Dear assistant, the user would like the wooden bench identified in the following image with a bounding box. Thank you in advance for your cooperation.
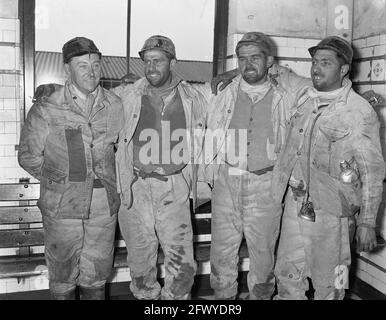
[0,181,250,296]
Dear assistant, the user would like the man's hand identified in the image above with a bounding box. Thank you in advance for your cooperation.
[210,68,239,95]
[32,84,59,103]
[361,90,383,107]
[120,72,140,85]
[355,225,377,253]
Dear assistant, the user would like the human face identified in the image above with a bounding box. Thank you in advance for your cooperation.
[143,49,176,89]
[64,53,101,95]
[311,49,349,92]
[237,45,273,85]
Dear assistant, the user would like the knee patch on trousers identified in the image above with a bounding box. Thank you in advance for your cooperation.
[45,247,79,283]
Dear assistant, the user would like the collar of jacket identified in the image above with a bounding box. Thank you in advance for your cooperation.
[63,81,106,106]
[306,77,352,110]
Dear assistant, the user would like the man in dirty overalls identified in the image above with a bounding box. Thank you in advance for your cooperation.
[18,37,123,299]
[271,36,386,299]
[203,32,311,299]
[113,35,207,300]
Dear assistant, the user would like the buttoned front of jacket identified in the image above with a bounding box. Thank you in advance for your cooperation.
[204,64,311,184]
[114,77,207,209]
[18,82,123,219]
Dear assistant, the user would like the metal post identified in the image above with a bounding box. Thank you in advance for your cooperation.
[212,0,229,77]
[126,0,131,74]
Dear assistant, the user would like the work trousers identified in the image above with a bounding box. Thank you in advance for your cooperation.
[274,187,355,300]
[43,188,117,296]
[118,172,197,300]
[210,164,282,299]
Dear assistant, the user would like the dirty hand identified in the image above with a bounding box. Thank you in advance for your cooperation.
[32,84,57,103]
[211,68,239,95]
[355,225,377,253]
[120,72,140,85]
[361,90,383,107]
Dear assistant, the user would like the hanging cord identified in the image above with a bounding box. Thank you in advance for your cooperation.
[299,107,326,222]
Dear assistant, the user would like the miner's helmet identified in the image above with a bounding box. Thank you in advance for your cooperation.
[139,35,176,61]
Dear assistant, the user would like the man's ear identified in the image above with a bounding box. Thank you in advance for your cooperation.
[266,56,274,69]
[170,59,177,69]
[341,64,350,78]
[64,63,71,77]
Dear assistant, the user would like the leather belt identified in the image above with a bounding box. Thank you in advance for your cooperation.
[133,167,184,182]
[249,165,274,176]
[93,179,104,188]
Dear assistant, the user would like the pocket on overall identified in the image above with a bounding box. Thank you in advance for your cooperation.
[38,166,67,217]
[312,169,360,218]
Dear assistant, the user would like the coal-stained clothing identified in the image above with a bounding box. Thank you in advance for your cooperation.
[272,78,386,228]
[272,79,385,299]
[18,82,124,295]
[210,164,282,299]
[113,75,207,299]
[18,82,123,219]
[204,65,311,299]
[43,188,116,295]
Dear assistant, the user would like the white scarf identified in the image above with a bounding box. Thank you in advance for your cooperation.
[239,78,271,104]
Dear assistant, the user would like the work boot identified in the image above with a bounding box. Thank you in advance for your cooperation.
[51,290,76,300]
[79,286,106,300]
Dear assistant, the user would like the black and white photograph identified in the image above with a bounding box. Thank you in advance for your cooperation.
[0,0,385,308]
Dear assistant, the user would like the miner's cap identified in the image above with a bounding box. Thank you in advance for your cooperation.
[236,32,275,56]
[139,35,176,60]
[62,37,102,64]
[308,36,353,65]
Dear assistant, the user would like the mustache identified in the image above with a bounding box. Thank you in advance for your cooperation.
[243,67,258,73]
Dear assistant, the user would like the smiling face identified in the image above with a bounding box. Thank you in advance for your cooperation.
[237,44,274,85]
[311,49,349,92]
[143,49,176,89]
[64,53,101,95]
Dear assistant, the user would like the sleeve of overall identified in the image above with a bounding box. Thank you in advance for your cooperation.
[353,111,386,227]
[18,104,49,180]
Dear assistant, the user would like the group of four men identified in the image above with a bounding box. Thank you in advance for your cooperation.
[18,31,385,300]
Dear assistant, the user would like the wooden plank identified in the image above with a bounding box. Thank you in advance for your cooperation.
[0,206,42,224]
[0,242,250,279]
[0,228,44,248]
[0,183,40,201]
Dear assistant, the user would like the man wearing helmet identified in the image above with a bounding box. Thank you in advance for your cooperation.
[18,37,123,300]
[113,35,207,300]
[271,36,385,299]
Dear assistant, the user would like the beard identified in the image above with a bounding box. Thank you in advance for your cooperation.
[241,67,265,85]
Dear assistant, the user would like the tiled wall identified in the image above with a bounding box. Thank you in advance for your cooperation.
[226,33,321,78]
[351,34,386,294]
[0,10,30,184]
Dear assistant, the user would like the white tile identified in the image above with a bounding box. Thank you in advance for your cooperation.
[3,30,15,43]
[0,18,16,31]
[0,87,16,99]
[371,84,386,95]
[359,47,374,59]
[0,110,16,122]
[4,122,16,134]
[371,59,385,81]
[380,34,386,45]
[287,38,305,48]
[0,46,16,70]
[294,47,310,58]
[374,45,386,57]
[3,99,16,110]
[3,145,15,156]
[277,46,296,57]
[271,36,288,47]
[353,38,367,49]
[367,35,381,47]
